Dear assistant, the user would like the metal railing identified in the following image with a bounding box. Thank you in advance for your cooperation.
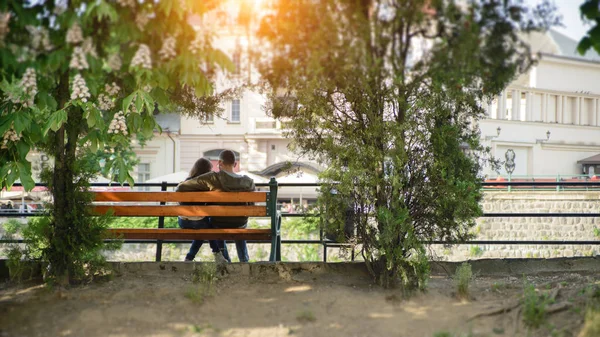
[1,180,600,262]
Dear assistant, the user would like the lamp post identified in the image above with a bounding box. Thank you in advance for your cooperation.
[505,149,516,192]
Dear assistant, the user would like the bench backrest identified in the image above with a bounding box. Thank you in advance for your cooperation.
[92,191,274,217]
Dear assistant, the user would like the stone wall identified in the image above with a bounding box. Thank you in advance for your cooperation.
[435,191,600,261]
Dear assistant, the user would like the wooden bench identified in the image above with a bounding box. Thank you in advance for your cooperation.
[92,181,282,262]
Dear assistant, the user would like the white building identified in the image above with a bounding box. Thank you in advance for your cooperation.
[480,30,600,178]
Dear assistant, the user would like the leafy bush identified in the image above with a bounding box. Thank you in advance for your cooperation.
[522,283,551,328]
[454,262,473,299]
[108,216,178,229]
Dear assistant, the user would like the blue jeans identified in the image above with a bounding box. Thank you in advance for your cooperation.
[178,217,226,261]
[228,240,249,263]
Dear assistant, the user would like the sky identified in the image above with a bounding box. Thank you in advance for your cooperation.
[525,0,591,41]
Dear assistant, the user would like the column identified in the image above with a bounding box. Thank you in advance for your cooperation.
[556,96,563,124]
[525,91,532,121]
[511,89,520,121]
[497,91,507,120]
[575,97,581,125]
[541,93,547,122]
[595,99,600,126]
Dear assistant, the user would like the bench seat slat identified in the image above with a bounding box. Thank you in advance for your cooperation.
[93,205,267,217]
[106,228,272,241]
[94,191,267,203]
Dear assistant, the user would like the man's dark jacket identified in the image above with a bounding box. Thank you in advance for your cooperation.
[176,171,255,228]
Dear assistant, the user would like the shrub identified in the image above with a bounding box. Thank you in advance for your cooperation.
[522,283,551,328]
[454,262,473,299]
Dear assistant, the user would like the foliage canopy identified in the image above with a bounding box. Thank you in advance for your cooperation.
[257,0,557,287]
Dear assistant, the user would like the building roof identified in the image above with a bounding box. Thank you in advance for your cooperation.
[577,153,600,165]
[547,30,600,63]
[154,113,181,132]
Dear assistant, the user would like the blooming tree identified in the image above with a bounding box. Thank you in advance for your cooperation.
[0,0,232,283]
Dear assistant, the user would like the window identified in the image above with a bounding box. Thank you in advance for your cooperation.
[230,99,240,123]
[137,163,151,191]
[204,113,214,123]
[233,52,241,75]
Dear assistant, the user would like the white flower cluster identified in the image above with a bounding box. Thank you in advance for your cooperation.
[82,37,97,57]
[1,128,20,149]
[70,74,91,102]
[130,44,152,69]
[105,82,120,96]
[69,46,89,70]
[116,0,136,8]
[0,12,10,45]
[128,95,138,113]
[98,94,114,110]
[108,111,128,135]
[159,36,177,60]
[26,26,53,52]
[66,22,83,44]
[142,85,152,93]
[136,13,150,31]
[97,82,120,110]
[53,1,67,15]
[107,53,122,71]
[8,68,38,107]
[189,32,203,55]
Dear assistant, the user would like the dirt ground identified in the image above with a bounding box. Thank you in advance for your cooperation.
[0,263,598,337]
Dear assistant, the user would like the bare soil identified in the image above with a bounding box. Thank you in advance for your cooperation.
[0,264,598,337]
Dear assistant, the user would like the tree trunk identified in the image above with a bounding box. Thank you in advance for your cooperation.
[48,70,78,285]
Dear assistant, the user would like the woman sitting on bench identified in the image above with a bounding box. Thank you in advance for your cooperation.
[177,158,229,263]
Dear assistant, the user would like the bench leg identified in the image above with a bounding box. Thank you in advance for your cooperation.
[276,234,281,261]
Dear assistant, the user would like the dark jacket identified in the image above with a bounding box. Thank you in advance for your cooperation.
[176,171,256,228]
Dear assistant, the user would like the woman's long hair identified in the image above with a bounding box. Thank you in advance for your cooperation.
[188,158,213,179]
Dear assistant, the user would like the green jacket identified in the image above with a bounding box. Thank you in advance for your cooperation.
[176,171,256,228]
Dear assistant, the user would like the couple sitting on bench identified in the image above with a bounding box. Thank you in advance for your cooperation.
[176,150,255,263]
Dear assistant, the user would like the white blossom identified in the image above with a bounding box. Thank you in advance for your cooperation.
[107,53,122,71]
[130,44,152,69]
[69,46,89,70]
[53,0,67,15]
[98,94,114,110]
[26,26,53,52]
[159,35,177,60]
[116,0,136,8]
[70,74,91,102]
[8,68,37,108]
[135,13,150,31]
[82,37,97,57]
[189,31,203,55]
[1,128,20,149]
[66,22,83,44]
[0,12,10,45]
[142,85,152,93]
[105,82,120,96]
[108,111,128,135]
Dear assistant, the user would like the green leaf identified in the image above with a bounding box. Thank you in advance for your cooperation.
[16,142,30,161]
[117,158,128,184]
[36,93,57,111]
[160,0,174,17]
[135,93,144,114]
[44,109,68,135]
[141,116,156,138]
[578,37,593,55]
[0,115,15,136]
[580,1,600,20]
[589,25,600,45]
[17,162,35,191]
[141,91,155,114]
[13,113,31,134]
[123,91,136,113]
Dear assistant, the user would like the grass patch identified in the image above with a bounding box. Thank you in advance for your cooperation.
[454,262,473,299]
[296,310,316,323]
[579,309,600,337]
[469,246,483,257]
[522,282,552,329]
[185,263,218,305]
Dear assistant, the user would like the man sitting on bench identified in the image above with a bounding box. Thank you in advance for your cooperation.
[176,150,255,262]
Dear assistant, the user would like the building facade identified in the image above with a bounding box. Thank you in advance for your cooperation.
[480,30,600,178]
